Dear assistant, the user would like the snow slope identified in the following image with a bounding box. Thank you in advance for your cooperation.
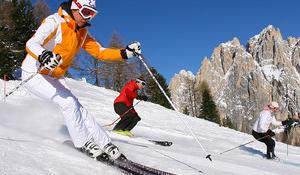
[1,78,300,175]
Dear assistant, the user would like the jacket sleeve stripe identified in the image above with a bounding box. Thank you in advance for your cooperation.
[26,16,58,59]
[42,28,58,46]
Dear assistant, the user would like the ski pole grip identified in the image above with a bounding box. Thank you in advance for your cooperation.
[206,154,212,161]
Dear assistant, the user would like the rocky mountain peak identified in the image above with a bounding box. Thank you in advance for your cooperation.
[169,25,300,145]
[247,25,288,66]
[248,25,283,45]
[287,37,300,47]
[169,70,195,113]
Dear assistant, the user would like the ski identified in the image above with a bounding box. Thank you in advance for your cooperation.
[114,159,176,175]
[109,131,173,147]
[262,155,300,167]
[64,140,174,175]
[262,154,300,166]
[148,140,173,147]
[109,159,153,175]
[262,154,280,162]
[92,156,176,175]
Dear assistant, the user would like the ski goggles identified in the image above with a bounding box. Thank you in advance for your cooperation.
[78,5,98,20]
[272,107,280,112]
[136,79,146,86]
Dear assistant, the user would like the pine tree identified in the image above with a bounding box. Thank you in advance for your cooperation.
[144,67,172,109]
[192,82,203,118]
[0,0,37,79]
[198,81,220,124]
[222,117,235,129]
[0,1,14,79]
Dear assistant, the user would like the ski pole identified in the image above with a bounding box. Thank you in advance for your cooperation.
[2,55,62,101]
[286,130,289,157]
[148,146,204,174]
[102,100,142,127]
[137,54,212,161]
[284,121,300,157]
[2,72,38,101]
[3,74,7,102]
[218,135,270,155]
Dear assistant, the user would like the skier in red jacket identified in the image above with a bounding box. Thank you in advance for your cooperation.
[113,77,148,136]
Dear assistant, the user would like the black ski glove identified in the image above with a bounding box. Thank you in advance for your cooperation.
[266,129,275,137]
[282,118,294,127]
[38,50,61,71]
[120,41,141,59]
[137,95,148,101]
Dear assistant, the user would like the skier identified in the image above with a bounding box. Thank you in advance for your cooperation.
[21,0,141,161]
[252,101,295,159]
[112,77,148,136]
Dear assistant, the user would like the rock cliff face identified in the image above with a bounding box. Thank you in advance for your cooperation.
[169,25,300,145]
[169,70,196,115]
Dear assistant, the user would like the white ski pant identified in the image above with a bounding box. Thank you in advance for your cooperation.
[21,71,111,148]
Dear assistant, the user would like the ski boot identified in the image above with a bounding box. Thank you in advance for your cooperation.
[265,152,279,160]
[80,140,109,161]
[271,152,279,160]
[103,142,127,161]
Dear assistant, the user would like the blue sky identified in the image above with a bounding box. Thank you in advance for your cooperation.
[33,0,300,82]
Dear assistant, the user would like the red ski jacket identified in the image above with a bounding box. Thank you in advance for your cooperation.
[114,80,139,107]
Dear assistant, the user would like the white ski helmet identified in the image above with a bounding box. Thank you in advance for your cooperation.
[270,101,279,109]
[71,0,98,19]
[136,77,146,86]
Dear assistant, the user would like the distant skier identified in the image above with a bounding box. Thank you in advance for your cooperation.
[112,77,148,136]
[21,0,142,161]
[252,101,295,159]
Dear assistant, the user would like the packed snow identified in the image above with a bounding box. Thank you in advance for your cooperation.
[1,78,300,175]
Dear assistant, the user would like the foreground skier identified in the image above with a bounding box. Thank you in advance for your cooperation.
[21,0,141,161]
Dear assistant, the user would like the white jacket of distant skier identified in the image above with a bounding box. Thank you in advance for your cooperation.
[252,106,282,133]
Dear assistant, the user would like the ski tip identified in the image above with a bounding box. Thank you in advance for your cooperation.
[206,154,212,161]
[148,140,173,146]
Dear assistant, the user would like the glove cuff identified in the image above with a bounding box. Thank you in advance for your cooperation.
[282,120,289,126]
[120,49,128,59]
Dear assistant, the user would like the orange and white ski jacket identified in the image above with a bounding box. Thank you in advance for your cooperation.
[22,7,125,78]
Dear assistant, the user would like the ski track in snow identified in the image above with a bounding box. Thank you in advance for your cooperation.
[1,78,300,175]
